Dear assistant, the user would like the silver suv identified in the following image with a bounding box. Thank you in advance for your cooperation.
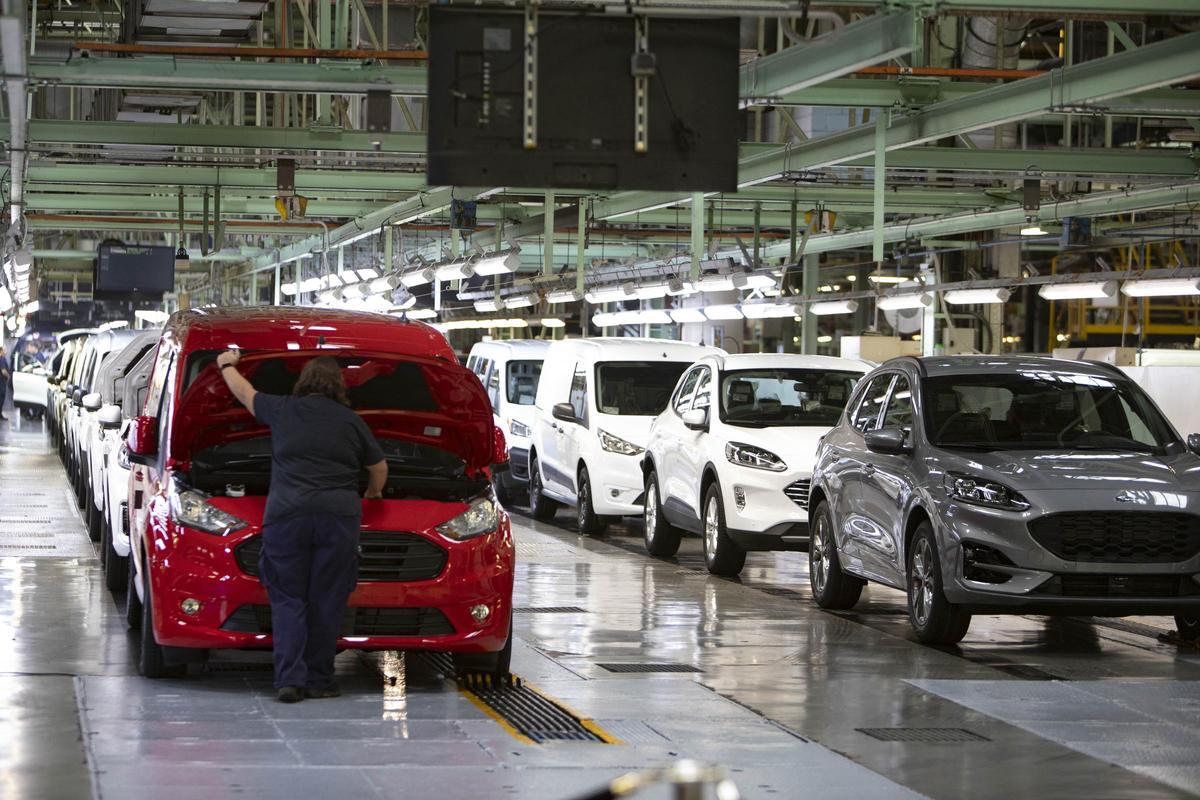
[809,355,1200,645]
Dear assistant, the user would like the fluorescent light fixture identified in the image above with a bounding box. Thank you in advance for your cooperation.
[667,278,697,297]
[1020,224,1050,236]
[369,275,400,294]
[10,247,32,274]
[317,289,339,304]
[1038,281,1118,301]
[546,288,582,304]
[695,273,739,292]
[435,259,474,281]
[626,309,672,324]
[868,275,910,284]
[401,268,434,288]
[705,304,744,320]
[943,288,1011,305]
[404,308,438,320]
[634,282,670,300]
[817,335,833,343]
[504,293,535,309]
[877,292,933,310]
[392,294,417,311]
[1121,278,1200,298]
[19,300,39,315]
[810,299,859,316]
[669,308,707,323]
[0,287,13,313]
[584,284,635,304]
[743,273,777,290]
[592,312,618,327]
[540,317,566,328]
[742,302,800,319]
[473,250,521,276]
[280,282,298,296]
[474,299,502,313]
[279,252,313,266]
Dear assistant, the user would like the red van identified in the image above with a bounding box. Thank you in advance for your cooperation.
[124,307,514,678]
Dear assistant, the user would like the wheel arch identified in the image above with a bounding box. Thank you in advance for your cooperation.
[903,504,933,566]
[700,462,721,508]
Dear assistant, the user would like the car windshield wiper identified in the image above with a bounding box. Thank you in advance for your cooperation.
[1064,443,1157,453]
[724,419,770,428]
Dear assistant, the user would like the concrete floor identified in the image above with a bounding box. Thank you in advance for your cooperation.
[3,409,1200,800]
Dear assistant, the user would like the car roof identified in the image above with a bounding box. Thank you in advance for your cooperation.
[704,353,872,372]
[163,306,457,361]
[885,354,1126,379]
[546,337,721,358]
[469,339,552,357]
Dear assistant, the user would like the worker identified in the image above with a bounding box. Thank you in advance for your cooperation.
[216,349,388,703]
[0,344,10,421]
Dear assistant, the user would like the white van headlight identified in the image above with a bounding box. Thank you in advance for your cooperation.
[599,429,644,456]
[436,496,499,541]
[509,419,531,438]
[169,480,248,536]
[725,442,787,472]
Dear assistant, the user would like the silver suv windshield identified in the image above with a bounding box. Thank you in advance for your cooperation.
[923,370,1177,453]
[721,369,862,427]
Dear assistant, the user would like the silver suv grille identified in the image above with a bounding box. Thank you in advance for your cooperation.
[783,479,811,510]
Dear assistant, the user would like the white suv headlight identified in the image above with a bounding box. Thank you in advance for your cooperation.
[436,496,499,541]
[725,442,787,472]
[168,480,248,536]
[599,429,644,456]
[509,419,531,439]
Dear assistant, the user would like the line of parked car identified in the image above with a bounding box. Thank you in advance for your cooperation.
[469,337,1200,646]
[48,307,515,679]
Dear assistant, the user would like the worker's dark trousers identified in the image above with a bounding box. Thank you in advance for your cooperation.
[259,513,359,689]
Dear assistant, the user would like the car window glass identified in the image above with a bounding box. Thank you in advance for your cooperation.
[721,369,862,426]
[595,361,690,416]
[673,368,702,413]
[852,374,893,432]
[569,363,588,421]
[692,369,713,411]
[883,375,914,431]
[505,360,542,406]
[144,344,171,413]
[487,368,501,413]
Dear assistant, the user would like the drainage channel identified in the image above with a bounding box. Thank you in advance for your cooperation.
[458,673,622,745]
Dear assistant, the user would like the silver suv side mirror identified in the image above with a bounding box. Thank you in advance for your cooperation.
[864,426,911,455]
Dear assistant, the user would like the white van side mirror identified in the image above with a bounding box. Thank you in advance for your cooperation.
[98,404,122,430]
[682,408,708,431]
[82,392,103,412]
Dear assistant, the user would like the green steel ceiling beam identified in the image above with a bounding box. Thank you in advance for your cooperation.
[25,193,390,216]
[25,217,324,235]
[749,181,1200,260]
[590,31,1200,220]
[839,146,1199,178]
[26,164,429,193]
[10,119,426,154]
[778,78,1200,118]
[27,57,427,95]
[739,10,914,105]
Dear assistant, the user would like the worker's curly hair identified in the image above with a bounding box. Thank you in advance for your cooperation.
[293,356,350,406]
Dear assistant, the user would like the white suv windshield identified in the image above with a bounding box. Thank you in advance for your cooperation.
[924,371,1177,452]
[721,369,862,427]
[596,361,690,416]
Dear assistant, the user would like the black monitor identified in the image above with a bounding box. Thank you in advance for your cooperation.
[93,244,175,300]
[427,8,739,192]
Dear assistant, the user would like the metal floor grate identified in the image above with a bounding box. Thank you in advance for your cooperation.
[514,606,587,614]
[460,675,613,744]
[596,662,702,674]
[857,727,990,743]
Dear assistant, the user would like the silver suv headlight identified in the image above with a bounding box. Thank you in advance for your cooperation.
[725,442,787,472]
[436,496,499,541]
[942,472,1030,510]
[168,480,248,535]
[599,429,644,456]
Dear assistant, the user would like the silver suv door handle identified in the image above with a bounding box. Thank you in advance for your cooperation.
[863,463,876,477]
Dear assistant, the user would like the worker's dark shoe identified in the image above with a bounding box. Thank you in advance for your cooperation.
[276,686,305,704]
[304,685,342,699]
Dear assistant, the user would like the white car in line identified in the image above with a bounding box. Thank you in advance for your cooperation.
[527,337,722,535]
[82,332,160,589]
[642,353,870,576]
[465,339,551,506]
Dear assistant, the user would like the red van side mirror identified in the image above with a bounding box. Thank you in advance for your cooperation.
[126,415,159,466]
[492,425,510,473]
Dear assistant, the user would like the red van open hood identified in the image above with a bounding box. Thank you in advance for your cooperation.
[170,350,497,474]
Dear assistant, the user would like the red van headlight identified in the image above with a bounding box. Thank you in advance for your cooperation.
[435,496,499,541]
[168,479,248,536]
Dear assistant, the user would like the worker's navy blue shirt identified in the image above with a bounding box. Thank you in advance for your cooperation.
[253,393,385,526]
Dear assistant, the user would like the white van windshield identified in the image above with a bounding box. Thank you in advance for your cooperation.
[595,361,690,416]
[505,360,542,406]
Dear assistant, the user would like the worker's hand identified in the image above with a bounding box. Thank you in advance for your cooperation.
[216,349,241,369]
[364,490,384,500]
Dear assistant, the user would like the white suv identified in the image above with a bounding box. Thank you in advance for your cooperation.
[642,353,869,576]
[528,337,722,535]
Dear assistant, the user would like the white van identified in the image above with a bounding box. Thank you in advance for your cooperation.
[465,339,552,505]
[528,337,722,535]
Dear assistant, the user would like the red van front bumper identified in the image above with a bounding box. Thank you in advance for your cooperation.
[144,499,514,654]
